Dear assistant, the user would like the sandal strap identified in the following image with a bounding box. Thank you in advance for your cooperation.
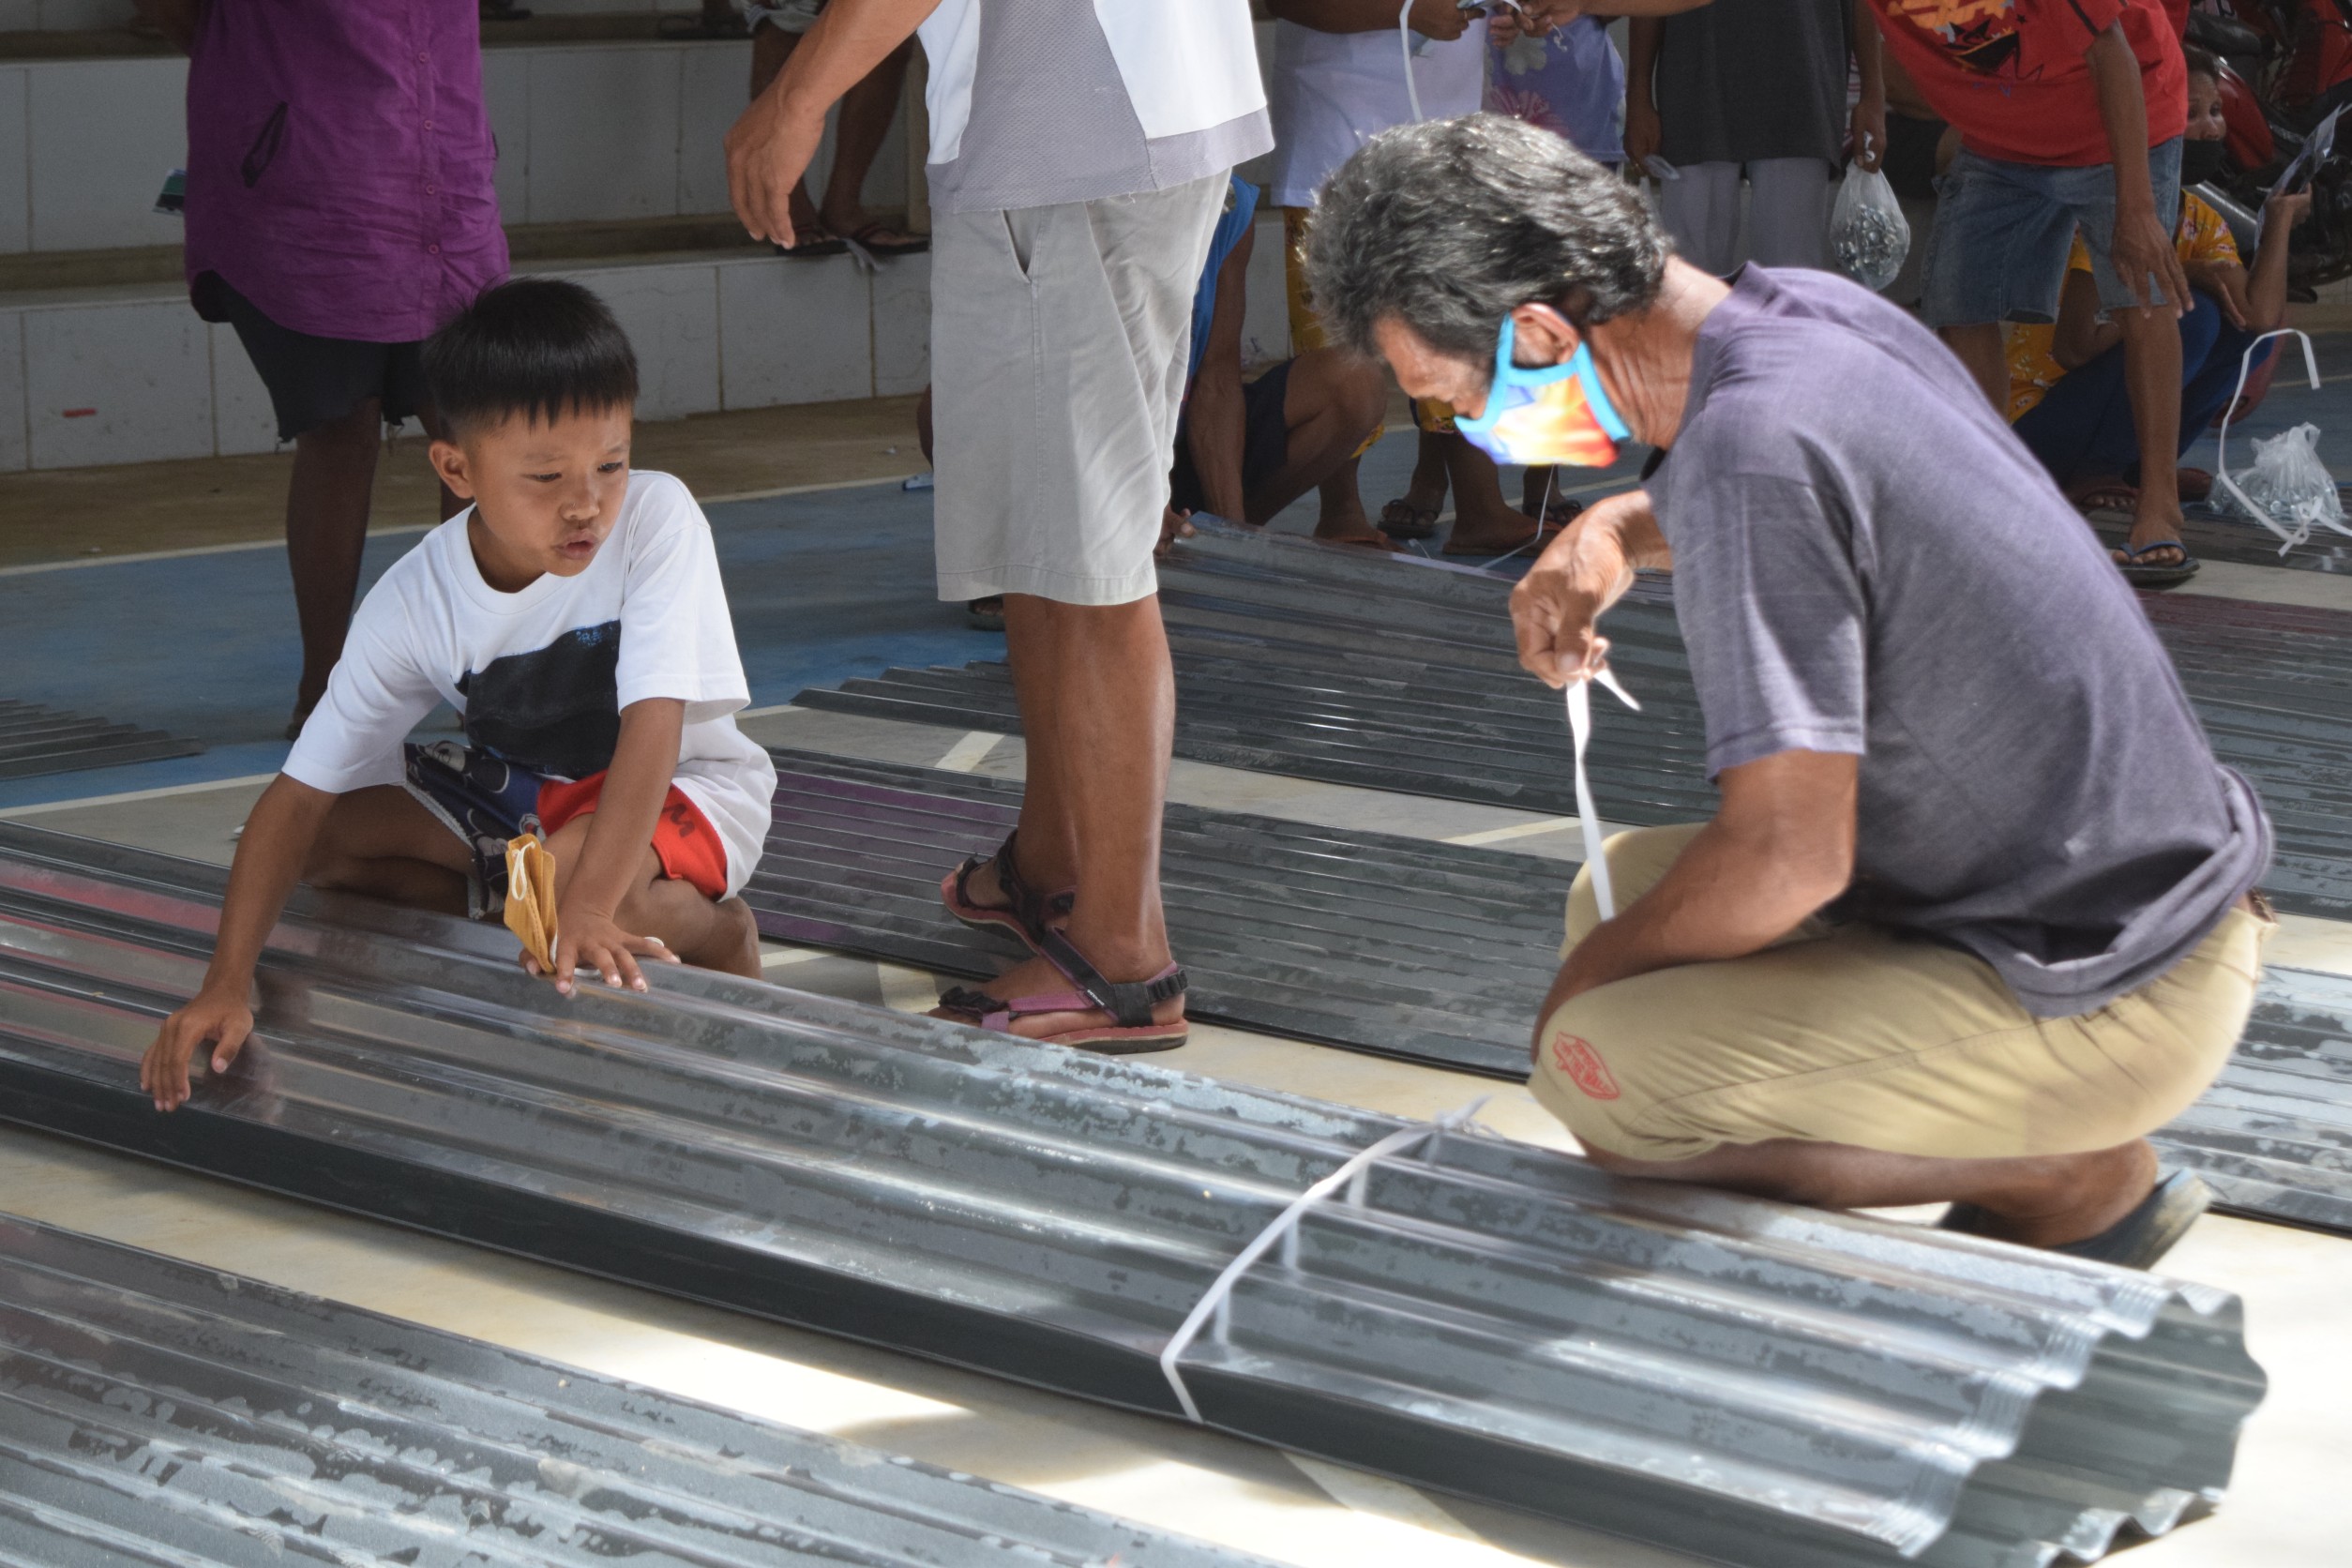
[1037,927,1186,1028]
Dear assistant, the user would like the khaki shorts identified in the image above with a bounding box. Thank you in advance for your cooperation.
[930,173,1225,607]
[1531,824,2271,1163]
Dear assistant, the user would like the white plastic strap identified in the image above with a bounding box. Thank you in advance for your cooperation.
[1397,0,1425,124]
[1566,667,1640,920]
[2211,327,2344,553]
[1157,1095,1489,1424]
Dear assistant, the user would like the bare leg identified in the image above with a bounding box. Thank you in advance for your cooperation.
[286,399,384,716]
[749,24,823,241]
[1440,435,1546,555]
[960,594,1181,1034]
[1389,429,1450,526]
[304,785,472,914]
[543,813,763,979]
[1937,322,2007,412]
[1243,348,1390,545]
[817,40,917,244]
[1579,1134,2161,1249]
[2114,306,2190,564]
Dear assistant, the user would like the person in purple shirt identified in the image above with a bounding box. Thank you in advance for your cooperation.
[141,1,509,738]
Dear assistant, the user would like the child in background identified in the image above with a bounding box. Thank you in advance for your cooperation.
[143,279,776,1110]
[1485,6,1626,166]
[2004,45,2310,576]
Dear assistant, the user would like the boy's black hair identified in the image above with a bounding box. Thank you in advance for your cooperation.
[2182,44,2221,83]
[423,277,639,437]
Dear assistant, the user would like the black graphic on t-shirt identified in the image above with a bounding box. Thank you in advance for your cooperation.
[457,621,622,780]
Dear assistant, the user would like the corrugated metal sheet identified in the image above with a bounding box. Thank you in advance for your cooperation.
[795,524,2352,919]
[0,1214,1273,1568]
[0,699,203,782]
[0,823,2268,1568]
[746,747,2352,1234]
[747,747,1563,1078]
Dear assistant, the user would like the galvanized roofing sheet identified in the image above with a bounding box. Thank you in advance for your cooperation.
[0,823,2268,1568]
[747,747,1565,1078]
[742,746,2352,1236]
[0,698,203,782]
[0,1214,1273,1568]
[795,524,2352,920]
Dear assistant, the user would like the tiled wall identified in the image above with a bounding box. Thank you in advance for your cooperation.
[0,209,1299,471]
[0,40,908,251]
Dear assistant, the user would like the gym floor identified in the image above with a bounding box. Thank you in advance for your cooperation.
[3,354,2350,1565]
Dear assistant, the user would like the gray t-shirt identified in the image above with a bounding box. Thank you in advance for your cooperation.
[1644,266,2270,1017]
[1655,0,1848,168]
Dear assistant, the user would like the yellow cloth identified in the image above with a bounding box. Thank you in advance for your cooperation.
[1530,823,2268,1162]
[1281,205,1425,443]
[503,834,559,973]
[2004,194,2243,421]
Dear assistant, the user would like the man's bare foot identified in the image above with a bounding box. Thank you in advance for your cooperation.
[1441,505,1551,558]
[1313,518,1401,550]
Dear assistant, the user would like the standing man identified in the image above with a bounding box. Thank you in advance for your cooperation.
[728,2,1269,1050]
[1309,116,2270,1268]
[143,0,505,739]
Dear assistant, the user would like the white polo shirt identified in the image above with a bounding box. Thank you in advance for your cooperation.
[916,0,1273,214]
[1267,18,1487,209]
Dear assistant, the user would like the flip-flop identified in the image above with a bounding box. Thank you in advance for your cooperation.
[965,596,1005,632]
[1939,1168,2210,1271]
[2071,481,2139,522]
[2176,467,2214,503]
[934,927,1188,1053]
[774,232,848,260]
[2113,537,2200,587]
[844,220,929,256]
[1378,498,1441,540]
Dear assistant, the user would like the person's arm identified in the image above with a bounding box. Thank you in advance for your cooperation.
[1509,490,1673,688]
[1623,18,1664,170]
[2051,267,2120,369]
[2086,22,2191,315]
[1269,0,1469,37]
[727,0,940,246]
[2244,188,2314,332]
[1849,0,1887,171]
[543,697,690,996]
[140,776,338,1110]
[1186,228,1256,524]
[1531,748,1858,1043]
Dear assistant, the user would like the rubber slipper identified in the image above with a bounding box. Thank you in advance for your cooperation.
[940,831,1069,954]
[2176,467,2213,504]
[1941,1169,2210,1271]
[1379,499,1441,540]
[844,220,929,256]
[2113,537,2200,587]
[2072,482,2139,522]
[965,596,1005,632]
[934,974,1189,1053]
[774,233,847,260]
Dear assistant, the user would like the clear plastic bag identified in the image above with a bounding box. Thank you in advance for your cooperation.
[1829,162,1910,294]
[2223,423,2345,546]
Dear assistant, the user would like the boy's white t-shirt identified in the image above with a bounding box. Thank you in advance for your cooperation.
[283,470,776,897]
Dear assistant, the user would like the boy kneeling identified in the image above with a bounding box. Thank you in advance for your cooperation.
[143,279,776,1110]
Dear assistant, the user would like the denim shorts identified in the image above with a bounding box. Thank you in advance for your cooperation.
[1922,138,2182,327]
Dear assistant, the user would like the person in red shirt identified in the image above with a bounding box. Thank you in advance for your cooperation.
[1527,0,2197,586]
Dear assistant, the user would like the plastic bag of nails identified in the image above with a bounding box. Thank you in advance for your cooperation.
[1830,162,1909,294]
[2228,422,2344,544]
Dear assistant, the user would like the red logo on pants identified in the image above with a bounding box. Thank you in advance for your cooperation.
[1550,1033,1620,1100]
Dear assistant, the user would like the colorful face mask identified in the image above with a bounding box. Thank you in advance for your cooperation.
[1454,315,1632,468]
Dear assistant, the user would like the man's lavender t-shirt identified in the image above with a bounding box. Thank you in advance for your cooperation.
[1643,266,2269,1017]
[182,0,506,344]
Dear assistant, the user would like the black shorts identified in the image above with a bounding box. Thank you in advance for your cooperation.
[1169,357,1293,520]
[197,272,432,443]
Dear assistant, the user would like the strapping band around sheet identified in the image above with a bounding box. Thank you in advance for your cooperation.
[1158,1095,1490,1424]
[1567,667,1640,920]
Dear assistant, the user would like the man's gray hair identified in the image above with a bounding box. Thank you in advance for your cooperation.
[1303,114,1670,364]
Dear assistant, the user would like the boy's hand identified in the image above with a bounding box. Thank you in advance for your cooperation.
[535,903,676,996]
[141,988,254,1111]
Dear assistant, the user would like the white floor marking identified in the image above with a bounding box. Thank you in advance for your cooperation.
[0,526,431,579]
[738,702,804,719]
[934,731,1002,772]
[874,961,940,1013]
[1443,816,1581,847]
[2174,558,2352,611]
[0,773,278,819]
[759,947,824,969]
[1282,1454,1489,1545]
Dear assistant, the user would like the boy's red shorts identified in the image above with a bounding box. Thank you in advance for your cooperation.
[535,772,731,899]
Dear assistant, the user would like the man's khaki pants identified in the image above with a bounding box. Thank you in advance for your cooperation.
[1531,824,2270,1163]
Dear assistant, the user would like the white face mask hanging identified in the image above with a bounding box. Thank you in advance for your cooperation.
[2211,328,2348,553]
[1565,666,1639,920]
